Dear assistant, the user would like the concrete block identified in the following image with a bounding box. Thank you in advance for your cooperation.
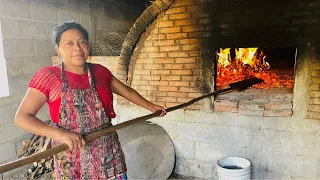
[0,93,24,106]
[5,58,23,76]
[238,109,264,116]
[18,20,47,39]
[195,142,246,162]
[80,13,90,28]
[3,39,36,58]
[0,123,27,144]
[265,102,292,110]
[47,23,59,38]
[59,9,80,23]
[0,105,13,125]
[32,3,59,23]
[22,56,51,74]
[214,126,246,147]
[293,133,320,157]
[0,0,31,20]
[0,142,16,164]
[174,158,213,179]
[41,0,68,7]
[0,18,18,38]
[261,129,294,153]
[35,39,56,56]
[8,74,31,95]
[177,122,216,143]
[213,99,238,108]
[150,120,177,139]
[172,139,195,159]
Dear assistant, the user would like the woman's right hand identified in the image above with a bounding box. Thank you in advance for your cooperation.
[56,130,86,151]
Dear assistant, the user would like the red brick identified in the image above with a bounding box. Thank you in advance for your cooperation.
[314,63,320,69]
[153,40,175,46]
[175,57,197,63]
[309,105,320,112]
[141,47,159,52]
[154,58,175,64]
[182,76,196,81]
[175,19,197,26]
[148,52,167,58]
[154,101,166,108]
[171,70,193,75]
[185,64,198,69]
[144,64,163,69]
[136,58,154,64]
[175,0,194,6]
[310,84,320,91]
[167,92,187,98]
[312,77,320,83]
[263,110,293,117]
[239,101,264,110]
[169,13,191,20]
[190,51,200,57]
[312,70,319,77]
[177,98,190,103]
[187,93,202,98]
[186,5,205,12]
[159,86,178,92]
[167,33,188,39]
[182,26,205,32]
[151,70,171,75]
[189,82,197,87]
[310,98,320,104]
[166,102,181,107]
[169,81,189,86]
[151,28,159,34]
[166,7,186,14]
[132,80,148,85]
[160,46,181,52]
[307,112,320,120]
[157,97,177,103]
[181,44,200,51]
[161,76,181,81]
[157,21,174,27]
[160,27,181,33]
[168,52,189,57]
[149,81,169,86]
[139,53,147,58]
[135,70,150,75]
[214,100,238,108]
[139,86,157,91]
[141,75,161,81]
[265,102,292,110]
[156,92,167,97]
[186,104,202,110]
[179,38,198,44]
[164,64,184,69]
[309,91,320,98]
[214,106,238,113]
[144,41,153,46]
[147,34,166,40]
[179,87,198,93]
[132,74,141,80]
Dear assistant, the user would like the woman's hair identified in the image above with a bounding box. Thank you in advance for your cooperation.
[52,21,89,47]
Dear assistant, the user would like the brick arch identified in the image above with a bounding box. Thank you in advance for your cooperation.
[118,0,175,86]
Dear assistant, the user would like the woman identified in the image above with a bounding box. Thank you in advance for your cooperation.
[14,21,166,180]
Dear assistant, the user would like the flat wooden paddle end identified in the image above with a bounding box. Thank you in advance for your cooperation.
[228,78,264,90]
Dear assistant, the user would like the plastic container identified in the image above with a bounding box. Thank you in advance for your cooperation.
[217,157,251,180]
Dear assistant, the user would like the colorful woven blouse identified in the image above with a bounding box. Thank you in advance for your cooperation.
[28,63,116,124]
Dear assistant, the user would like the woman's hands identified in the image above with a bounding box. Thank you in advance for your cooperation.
[149,104,167,117]
[56,130,86,151]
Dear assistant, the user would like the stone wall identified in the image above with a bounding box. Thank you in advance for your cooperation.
[0,0,141,178]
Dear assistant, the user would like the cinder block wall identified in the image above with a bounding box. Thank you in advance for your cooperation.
[0,0,140,178]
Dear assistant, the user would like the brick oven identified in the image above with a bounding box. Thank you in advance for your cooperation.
[115,0,320,178]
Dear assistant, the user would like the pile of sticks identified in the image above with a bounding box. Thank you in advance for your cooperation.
[20,134,54,179]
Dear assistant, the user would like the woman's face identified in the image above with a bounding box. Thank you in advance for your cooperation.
[55,29,89,66]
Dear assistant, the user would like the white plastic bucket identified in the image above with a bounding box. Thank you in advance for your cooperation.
[217,157,251,180]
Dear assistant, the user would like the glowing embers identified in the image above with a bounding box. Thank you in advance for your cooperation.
[216,47,294,89]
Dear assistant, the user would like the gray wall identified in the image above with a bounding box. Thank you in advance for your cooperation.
[0,0,141,178]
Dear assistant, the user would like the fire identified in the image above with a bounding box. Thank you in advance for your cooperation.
[216,48,294,89]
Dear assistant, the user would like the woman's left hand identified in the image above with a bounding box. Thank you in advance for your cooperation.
[150,104,167,117]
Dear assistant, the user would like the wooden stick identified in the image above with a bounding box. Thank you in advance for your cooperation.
[0,78,263,173]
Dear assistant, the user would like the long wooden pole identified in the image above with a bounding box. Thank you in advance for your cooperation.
[0,78,263,173]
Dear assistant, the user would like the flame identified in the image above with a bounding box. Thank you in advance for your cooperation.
[216,48,294,89]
